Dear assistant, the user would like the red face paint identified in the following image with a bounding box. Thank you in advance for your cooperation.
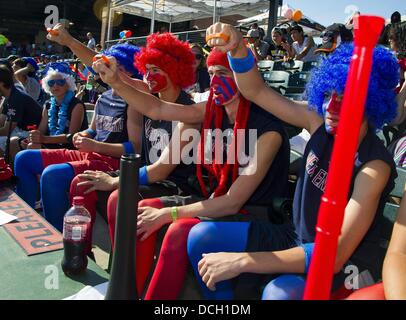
[210,75,238,106]
[323,92,343,135]
[146,72,168,93]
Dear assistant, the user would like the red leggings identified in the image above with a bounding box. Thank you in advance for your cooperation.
[107,189,200,299]
[344,283,385,300]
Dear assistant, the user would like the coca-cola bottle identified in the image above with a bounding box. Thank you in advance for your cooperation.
[61,196,91,276]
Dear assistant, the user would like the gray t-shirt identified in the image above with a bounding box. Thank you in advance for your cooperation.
[253,40,270,59]
[21,77,41,102]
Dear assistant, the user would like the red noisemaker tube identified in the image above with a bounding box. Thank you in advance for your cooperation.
[303,15,385,300]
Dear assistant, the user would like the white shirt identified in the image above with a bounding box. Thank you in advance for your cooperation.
[87,38,96,50]
[292,36,317,62]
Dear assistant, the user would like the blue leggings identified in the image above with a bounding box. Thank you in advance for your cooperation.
[187,222,250,300]
[187,221,307,300]
[14,150,74,231]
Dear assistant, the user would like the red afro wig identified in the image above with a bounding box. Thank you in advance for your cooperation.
[206,48,231,70]
[134,32,195,89]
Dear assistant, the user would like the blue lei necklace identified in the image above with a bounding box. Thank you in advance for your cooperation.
[48,90,75,136]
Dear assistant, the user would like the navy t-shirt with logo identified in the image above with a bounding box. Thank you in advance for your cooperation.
[94,89,128,143]
[293,124,397,278]
[142,90,196,190]
[2,86,42,130]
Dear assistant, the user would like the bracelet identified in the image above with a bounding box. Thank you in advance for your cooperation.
[123,141,135,154]
[300,243,315,274]
[227,49,256,73]
[139,165,149,186]
[85,128,97,138]
[170,207,178,222]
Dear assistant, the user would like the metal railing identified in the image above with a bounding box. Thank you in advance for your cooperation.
[104,29,207,47]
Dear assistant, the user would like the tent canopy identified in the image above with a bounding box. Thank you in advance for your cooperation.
[112,0,271,24]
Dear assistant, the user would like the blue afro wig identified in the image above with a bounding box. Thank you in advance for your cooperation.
[103,43,142,79]
[305,43,400,129]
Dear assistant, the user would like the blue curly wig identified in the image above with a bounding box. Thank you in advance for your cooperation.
[103,43,142,79]
[306,43,400,129]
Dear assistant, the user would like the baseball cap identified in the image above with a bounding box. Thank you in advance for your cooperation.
[244,29,260,38]
[315,23,353,54]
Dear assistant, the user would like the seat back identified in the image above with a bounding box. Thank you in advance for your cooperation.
[302,60,320,72]
[263,71,290,94]
[257,60,274,72]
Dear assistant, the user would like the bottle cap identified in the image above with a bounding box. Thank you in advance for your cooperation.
[72,196,84,206]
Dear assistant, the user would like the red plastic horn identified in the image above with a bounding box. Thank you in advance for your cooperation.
[303,15,385,300]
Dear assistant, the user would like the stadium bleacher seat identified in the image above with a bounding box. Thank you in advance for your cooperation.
[284,72,311,94]
[302,60,320,72]
[262,70,290,94]
[257,60,274,72]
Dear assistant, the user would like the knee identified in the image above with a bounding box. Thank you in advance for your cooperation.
[14,150,42,174]
[262,275,305,300]
[187,222,219,258]
[163,219,199,250]
[41,164,73,189]
[70,175,86,196]
[139,198,163,209]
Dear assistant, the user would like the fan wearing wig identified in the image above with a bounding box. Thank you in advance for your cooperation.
[15,62,88,152]
[184,22,400,300]
[93,46,290,299]
[14,41,143,246]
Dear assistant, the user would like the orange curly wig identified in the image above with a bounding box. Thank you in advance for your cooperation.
[134,32,195,89]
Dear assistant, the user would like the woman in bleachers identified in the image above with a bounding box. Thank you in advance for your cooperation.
[186,22,399,300]
[17,63,87,150]
[267,27,294,61]
[190,44,210,94]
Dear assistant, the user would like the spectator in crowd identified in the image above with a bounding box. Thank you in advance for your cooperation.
[315,23,354,57]
[0,59,26,92]
[17,62,88,151]
[86,32,96,50]
[95,44,102,53]
[190,44,210,94]
[92,47,290,299]
[389,23,406,91]
[0,65,42,156]
[250,23,265,40]
[267,27,294,61]
[50,55,58,63]
[189,23,399,300]
[379,11,402,46]
[289,24,317,62]
[244,29,270,61]
[12,57,42,101]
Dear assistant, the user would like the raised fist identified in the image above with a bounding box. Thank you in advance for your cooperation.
[46,23,72,47]
[205,22,244,55]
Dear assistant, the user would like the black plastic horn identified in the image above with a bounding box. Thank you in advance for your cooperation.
[105,153,140,300]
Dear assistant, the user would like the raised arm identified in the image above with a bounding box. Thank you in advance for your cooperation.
[47,23,97,67]
[206,23,322,134]
[92,57,206,124]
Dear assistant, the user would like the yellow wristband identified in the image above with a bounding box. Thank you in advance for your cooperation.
[170,207,178,222]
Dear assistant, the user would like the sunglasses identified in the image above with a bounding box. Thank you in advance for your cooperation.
[195,54,203,60]
[48,79,66,87]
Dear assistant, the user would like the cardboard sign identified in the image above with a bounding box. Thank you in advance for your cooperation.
[0,188,63,256]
